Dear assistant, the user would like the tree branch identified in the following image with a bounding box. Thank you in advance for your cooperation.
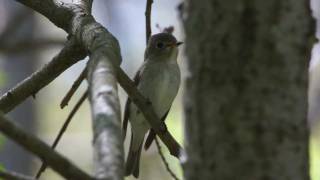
[73,0,93,14]
[85,22,124,180]
[11,2,182,179]
[14,0,182,158]
[60,67,87,109]
[12,1,125,178]
[145,0,153,44]
[0,169,35,180]
[0,112,93,180]
[64,1,125,179]
[0,39,86,113]
[14,0,73,32]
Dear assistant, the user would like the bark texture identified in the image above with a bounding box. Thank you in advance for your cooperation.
[182,1,314,180]
[86,24,123,180]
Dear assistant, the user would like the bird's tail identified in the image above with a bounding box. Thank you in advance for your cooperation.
[125,133,143,178]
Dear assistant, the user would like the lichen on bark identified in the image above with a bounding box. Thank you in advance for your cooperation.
[182,1,314,180]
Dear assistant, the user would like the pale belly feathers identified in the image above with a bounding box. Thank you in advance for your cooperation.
[129,61,180,134]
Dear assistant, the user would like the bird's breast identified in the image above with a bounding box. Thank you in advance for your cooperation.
[138,62,180,117]
[128,61,180,135]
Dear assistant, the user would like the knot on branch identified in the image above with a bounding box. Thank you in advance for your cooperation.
[75,19,122,66]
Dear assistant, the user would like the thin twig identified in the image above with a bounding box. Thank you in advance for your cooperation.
[0,169,35,180]
[155,137,180,180]
[35,91,88,179]
[145,0,153,44]
[60,67,87,109]
[0,112,93,180]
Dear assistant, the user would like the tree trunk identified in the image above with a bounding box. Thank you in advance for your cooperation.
[182,1,314,180]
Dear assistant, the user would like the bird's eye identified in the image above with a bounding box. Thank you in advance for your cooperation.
[156,42,165,49]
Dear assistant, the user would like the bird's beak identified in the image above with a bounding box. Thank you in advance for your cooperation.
[176,42,183,46]
[167,42,183,48]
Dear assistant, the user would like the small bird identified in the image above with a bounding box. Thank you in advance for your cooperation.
[123,33,182,178]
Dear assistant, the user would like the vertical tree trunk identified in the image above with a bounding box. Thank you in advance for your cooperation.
[182,1,314,180]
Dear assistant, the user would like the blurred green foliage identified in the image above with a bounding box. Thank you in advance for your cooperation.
[311,137,320,180]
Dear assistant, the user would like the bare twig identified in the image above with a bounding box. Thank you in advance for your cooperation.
[63,1,125,179]
[36,91,88,179]
[60,67,87,109]
[0,38,86,113]
[0,112,93,180]
[0,169,35,180]
[145,0,153,44]
[155,138,180,180]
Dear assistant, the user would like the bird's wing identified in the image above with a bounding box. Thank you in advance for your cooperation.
[144,107,171,150]
[122,69,142,140]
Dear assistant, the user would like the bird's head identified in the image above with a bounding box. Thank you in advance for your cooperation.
[145,33,183,60]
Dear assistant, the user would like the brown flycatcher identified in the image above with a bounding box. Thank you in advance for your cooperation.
[123,32,182,178]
